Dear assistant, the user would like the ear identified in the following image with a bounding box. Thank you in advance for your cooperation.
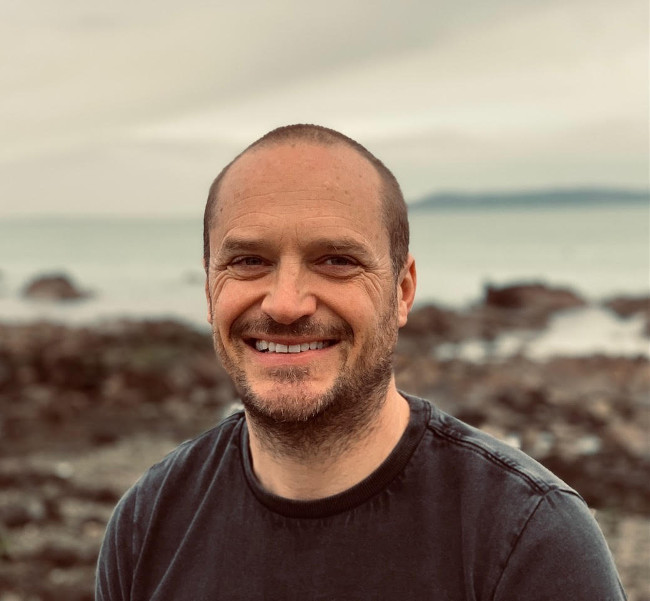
[203,257,213,324]
[396,254,416,327]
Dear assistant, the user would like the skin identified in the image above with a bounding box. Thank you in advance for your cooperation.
[204,141,416,500]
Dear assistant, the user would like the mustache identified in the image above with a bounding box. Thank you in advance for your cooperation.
[231,315,353,341]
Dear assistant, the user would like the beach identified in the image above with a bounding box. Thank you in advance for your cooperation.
[0,279,649,599]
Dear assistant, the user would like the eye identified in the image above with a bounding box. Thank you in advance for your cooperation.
[232,256,265,267]
[323,256,357,267]
[227,256,271,277]
[316,255,362,278]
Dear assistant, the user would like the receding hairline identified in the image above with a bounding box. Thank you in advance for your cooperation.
[210,136,384,213]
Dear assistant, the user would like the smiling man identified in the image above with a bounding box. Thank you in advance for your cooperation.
[96,125,626,600]
[203,135,414,498]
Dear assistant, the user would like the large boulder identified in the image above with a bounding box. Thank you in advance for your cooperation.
[483,282,585,312]
[477,282,586,331]
[22,273,89,301]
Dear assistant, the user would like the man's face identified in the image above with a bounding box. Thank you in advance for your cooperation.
[205,141,413,424]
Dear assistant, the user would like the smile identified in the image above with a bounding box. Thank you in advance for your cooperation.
[254,340,333,353]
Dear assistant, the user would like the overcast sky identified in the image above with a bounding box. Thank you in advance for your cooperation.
[0,0,647,217]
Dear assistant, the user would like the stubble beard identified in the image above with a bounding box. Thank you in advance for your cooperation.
[212,302,399,461]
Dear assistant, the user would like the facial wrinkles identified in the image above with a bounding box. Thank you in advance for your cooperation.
[215,213,378,259]
[214,162,389,265]
[210,225,388,288]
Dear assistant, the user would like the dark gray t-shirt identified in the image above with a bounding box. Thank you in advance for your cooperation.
[96,394,626,600]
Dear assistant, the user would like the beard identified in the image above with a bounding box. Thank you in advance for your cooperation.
[212,299,399,460]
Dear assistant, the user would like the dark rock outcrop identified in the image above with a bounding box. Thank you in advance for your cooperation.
[604,295,650,318]
[604,295,650,337]
[22,273,89,301]
[483,282,584,311]
[479,282,586,329]
[399,282,588,356]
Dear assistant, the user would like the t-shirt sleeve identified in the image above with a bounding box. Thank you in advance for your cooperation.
[493,489,627,600]
[95,488,137,601]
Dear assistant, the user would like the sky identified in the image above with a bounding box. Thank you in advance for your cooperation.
[0,0,647,217]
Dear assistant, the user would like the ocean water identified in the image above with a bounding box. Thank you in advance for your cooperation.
[409,203,649,306]
[0,203,648,357]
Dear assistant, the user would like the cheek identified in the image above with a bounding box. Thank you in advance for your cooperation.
[320,282,391,335]
[345,276,392,314]
[210,279,241,329]
[212,279,263,331]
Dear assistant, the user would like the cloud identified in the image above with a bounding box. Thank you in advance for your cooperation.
[0,0,647,215]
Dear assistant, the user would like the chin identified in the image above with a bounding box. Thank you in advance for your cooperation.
[240,381,336,424]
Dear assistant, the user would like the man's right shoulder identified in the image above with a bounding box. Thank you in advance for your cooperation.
[128,409,246,500]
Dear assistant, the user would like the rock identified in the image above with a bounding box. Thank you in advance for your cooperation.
[0,497,47,528]
[603,295,650,318]
[402,304,459,338]
[466,282,588,335]
[0,318,648,598]
[36,540,95,567]
[603,295,650,338]
[22,273,89,301]
[398,304,466,354]
[399,283,589,351]
[604,420,650,460]
[483,282,585,312]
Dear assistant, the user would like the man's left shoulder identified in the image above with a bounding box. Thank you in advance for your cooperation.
[406,393,579,500]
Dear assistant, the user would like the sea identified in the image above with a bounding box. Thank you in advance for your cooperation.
[0,202,648,359]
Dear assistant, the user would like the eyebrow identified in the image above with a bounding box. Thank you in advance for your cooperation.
[217,237,269,257]
[305,237,374,258]
[216,235,375,260]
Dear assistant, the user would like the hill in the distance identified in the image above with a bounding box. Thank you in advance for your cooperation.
[408,187,649,211]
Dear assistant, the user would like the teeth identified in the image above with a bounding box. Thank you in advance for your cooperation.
[255,340,327,353]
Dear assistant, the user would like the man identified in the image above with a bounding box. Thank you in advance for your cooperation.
[96,124,626,599]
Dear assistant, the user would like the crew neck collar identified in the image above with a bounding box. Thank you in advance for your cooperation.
[240,393,429,519]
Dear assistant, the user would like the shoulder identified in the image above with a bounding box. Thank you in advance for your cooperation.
[152,409,244,467]
[408,392,576,497]
[117,410,246,514]
[97,411,248,598]
[403,395,626,598]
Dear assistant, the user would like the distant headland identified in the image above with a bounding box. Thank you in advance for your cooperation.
[408,187,649,211]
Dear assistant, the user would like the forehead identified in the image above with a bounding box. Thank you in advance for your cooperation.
[217,141,384,227]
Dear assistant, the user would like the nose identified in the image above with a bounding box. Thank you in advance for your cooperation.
[260,260,317,324]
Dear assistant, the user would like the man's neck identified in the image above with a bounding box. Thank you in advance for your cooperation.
[246,383,410,500]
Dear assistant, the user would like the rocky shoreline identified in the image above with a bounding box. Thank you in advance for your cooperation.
[0,285,648,600]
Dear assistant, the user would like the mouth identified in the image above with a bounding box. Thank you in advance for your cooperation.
[247,338,336,354]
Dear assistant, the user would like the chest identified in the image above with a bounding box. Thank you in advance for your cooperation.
[131,498,487,601]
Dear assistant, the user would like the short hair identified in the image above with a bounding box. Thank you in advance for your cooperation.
[203,124,409,277]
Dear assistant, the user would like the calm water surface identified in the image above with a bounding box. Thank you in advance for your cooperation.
[0,203,647,325]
